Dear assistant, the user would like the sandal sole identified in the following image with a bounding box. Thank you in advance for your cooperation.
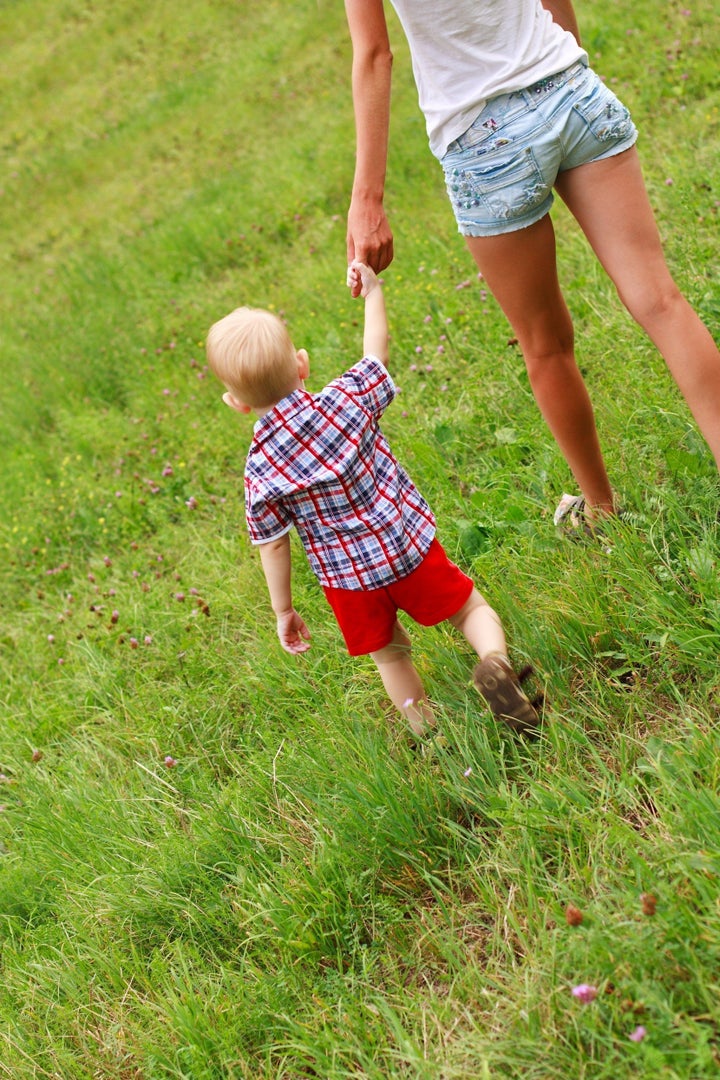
[473,657,541,736]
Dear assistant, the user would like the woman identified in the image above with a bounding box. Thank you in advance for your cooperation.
[344,0,720,526]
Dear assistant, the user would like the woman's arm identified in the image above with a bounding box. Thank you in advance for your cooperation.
[344,0,395,290]
[540,0,581,44]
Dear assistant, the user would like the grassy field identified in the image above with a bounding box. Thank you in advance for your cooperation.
[1,0,719,1076]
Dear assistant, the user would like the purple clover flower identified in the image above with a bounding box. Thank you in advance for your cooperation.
[571,984,598,1004]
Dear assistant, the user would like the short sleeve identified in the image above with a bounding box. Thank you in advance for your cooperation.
[244,480,294,546]
[330,355,395,420]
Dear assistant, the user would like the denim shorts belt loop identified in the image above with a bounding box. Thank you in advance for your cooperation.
[441,62,638,237]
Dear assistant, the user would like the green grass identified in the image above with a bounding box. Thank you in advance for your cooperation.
[1,0,720,1076]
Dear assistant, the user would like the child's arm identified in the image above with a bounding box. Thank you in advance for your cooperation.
[347,260,389,367]
[258,534,311,654]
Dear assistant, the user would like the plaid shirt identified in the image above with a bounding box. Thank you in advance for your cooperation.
[244,355,436,590]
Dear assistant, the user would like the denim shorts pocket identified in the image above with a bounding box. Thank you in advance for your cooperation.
[571,78,634,143]
[445,146,548,223]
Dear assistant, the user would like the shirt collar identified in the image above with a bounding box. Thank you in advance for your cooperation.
[252,387,312,445]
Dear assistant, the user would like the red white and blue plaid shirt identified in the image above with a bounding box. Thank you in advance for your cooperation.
[244,355,436,590]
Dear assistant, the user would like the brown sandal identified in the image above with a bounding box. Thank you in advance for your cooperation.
[473,654,542,736]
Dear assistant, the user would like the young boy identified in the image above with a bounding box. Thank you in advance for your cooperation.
[206,262,541,737]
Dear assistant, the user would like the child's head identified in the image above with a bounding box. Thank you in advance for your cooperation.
[206,307,302,410]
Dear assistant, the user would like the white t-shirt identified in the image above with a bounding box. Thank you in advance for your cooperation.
[388,0,587,157]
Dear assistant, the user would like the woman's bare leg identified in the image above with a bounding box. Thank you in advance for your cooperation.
[465,216,615,514]
[556,146,720,471]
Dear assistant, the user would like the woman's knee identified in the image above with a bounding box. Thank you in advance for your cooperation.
[620,277,684,333]
[512,306,576,376]
[522,335,577,383]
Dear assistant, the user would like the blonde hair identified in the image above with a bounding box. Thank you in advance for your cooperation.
[205,307,298,408]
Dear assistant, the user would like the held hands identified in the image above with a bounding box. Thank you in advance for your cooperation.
[346,199,393,297]
[346,260,379,299]
[276,608,311,655]
[347,258,390,365]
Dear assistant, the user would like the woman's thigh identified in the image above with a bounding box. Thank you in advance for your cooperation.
[554,146,676,319]
[464,214,574,354]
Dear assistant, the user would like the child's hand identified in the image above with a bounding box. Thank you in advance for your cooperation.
[346,260,379,299]
[276,609,311,654]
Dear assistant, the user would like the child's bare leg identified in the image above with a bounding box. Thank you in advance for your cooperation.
[449,589,541,735]
[448,588,507,660]
[370,620,435,735]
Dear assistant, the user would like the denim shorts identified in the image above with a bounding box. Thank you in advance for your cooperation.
[441,62,638,236]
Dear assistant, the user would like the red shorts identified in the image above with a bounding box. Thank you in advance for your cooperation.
[322,538,474,656]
